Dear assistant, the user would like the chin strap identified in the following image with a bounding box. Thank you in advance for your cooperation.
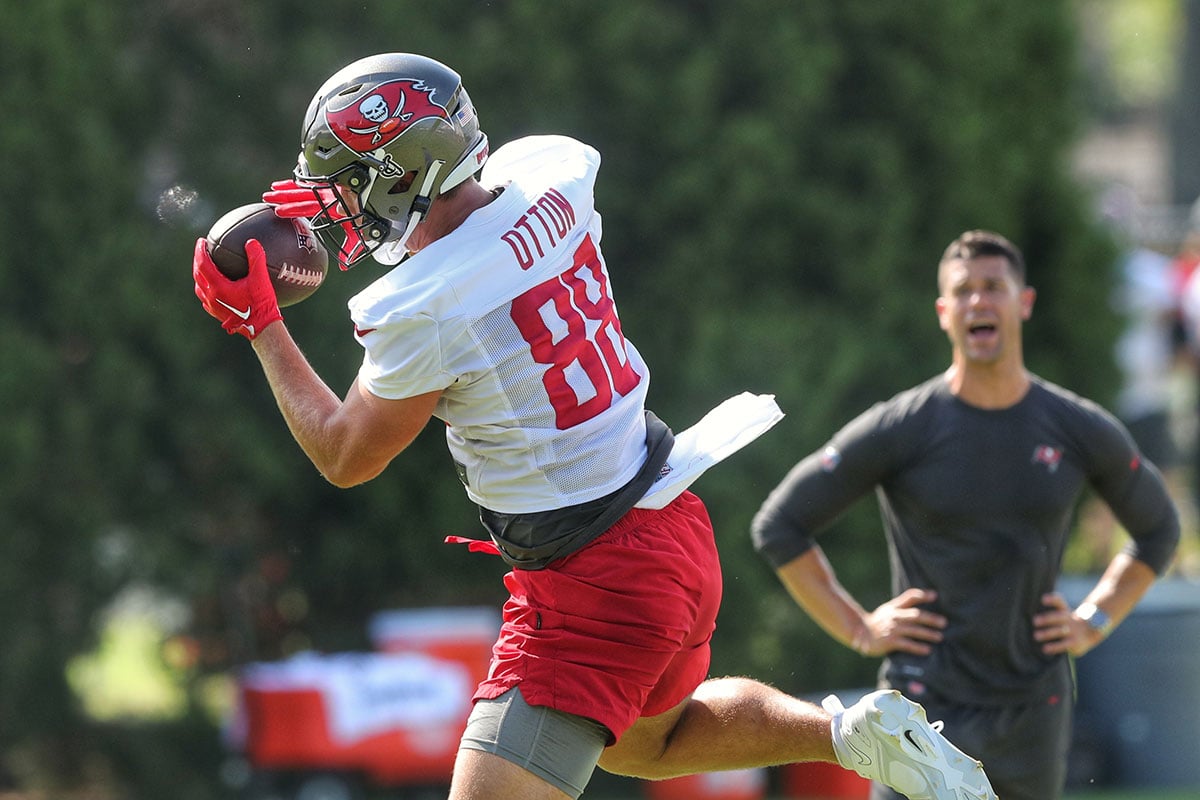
[372,239,409,266]
[373,158,445,265]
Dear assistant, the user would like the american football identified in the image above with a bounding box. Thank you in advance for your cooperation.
[205,202,328,307]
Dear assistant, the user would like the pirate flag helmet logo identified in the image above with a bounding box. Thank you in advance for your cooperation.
[325,79,450,155]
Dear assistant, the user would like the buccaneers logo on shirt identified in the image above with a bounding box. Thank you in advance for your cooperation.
[325,79,449,153]
[1031,445,1063,473]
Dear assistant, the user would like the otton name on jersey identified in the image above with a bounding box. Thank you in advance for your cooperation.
[500,188,577,270]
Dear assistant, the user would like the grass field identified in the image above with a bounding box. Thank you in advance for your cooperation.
[593,783,1198,800]
[604,791,1198,800]
[1064,792,1197,800]
[749,791,1199,799]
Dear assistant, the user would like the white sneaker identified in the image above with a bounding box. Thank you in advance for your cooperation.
[823,689,997,800]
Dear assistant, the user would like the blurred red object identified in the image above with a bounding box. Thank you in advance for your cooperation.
[643,768,767,800]
[780,760,871,799]
[231,607,500,787]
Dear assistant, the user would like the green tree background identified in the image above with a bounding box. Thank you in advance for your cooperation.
[0,0,1143,795]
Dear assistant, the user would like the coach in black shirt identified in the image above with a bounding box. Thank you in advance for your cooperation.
[752,230,1180,800]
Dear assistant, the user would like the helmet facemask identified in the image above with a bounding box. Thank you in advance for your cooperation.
[296,159,429,268]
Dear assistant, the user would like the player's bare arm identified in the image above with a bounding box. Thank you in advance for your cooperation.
[777,546,945,657]
[251,323,441,487]
[1033,553,1157,657]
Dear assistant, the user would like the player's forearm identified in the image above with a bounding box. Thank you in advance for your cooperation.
[250,322,355,482]
[776,547,871,652]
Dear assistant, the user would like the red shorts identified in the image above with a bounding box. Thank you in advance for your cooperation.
[473,490,722,743]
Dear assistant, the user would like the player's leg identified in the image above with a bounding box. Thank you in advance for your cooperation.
[449,750,569,800]
[606,684,997,800]
[599,676,836,777]
[450,686,609,800]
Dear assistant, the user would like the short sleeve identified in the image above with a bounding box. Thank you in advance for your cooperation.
[356,313,454,400]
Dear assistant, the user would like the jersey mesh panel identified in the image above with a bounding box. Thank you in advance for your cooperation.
[472,303,612,497]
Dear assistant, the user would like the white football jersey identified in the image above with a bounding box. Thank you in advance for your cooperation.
[348,136,650,514]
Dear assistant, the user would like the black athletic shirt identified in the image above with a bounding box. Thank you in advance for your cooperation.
[752,375,1180,706]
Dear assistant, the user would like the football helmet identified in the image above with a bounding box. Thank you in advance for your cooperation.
[293,53,489,268]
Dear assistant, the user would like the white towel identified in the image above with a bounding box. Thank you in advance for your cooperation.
[636,392,785,510]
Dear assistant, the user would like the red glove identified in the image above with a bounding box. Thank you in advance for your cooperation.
[264,179,364,269]
[263,179,332,219]
[193,237,282,340]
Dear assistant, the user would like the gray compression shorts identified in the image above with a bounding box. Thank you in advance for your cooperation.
[460,686,610,798]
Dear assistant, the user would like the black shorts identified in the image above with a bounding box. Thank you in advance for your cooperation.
[870,689,1073,800]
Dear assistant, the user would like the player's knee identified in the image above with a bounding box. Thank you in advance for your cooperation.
[596,700,689,779]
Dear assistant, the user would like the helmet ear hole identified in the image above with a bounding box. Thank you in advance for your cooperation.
[387,170,418,195]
